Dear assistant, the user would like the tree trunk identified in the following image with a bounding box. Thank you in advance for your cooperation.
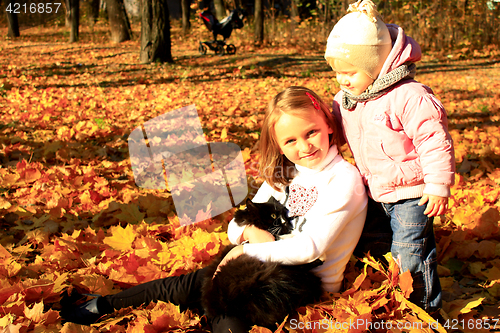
[89,0,100,26]
[290,0,299,20]
[69,0,79,42]
[181,0,191,34]
[106,0,131,43]
[6,0,20,37]
[65,0,71,27]
[213,0,226,20]
[140,0,173,64]
[254,0,264,44]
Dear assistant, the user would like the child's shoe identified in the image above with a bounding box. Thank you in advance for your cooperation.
[60,296,102,325]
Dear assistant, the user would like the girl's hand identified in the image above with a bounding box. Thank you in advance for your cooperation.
[418,194,448,217]
[242,225,275,244]
[214,245,244,278]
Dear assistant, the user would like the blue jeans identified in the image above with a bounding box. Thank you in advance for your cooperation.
[381,198,442,312]
[355,197,441,312]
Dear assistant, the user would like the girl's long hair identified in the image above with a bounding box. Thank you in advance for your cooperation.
[259,86,339,191]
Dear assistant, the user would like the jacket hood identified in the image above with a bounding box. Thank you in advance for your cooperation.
[378,24,421,77]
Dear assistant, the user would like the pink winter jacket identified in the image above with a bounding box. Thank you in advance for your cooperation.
[332,24,455,203]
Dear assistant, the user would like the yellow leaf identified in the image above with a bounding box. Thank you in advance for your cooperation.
[52,272,69,293]
[2,258,22,278]
[221,128,228,140]
[24,301,44,322]
[447,296,485,319]
[241,147,251,162]
[79,190,93,206]
[0,197,12,210]
[78,274,114,295]
[103,224,137,251]
[0,313,16,328]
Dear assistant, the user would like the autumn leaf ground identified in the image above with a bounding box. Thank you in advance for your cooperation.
[1,19,500,332]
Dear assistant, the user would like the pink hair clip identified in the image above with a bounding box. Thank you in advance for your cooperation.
[305,92,321,111]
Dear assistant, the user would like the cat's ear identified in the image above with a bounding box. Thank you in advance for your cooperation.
[246,198,256,209]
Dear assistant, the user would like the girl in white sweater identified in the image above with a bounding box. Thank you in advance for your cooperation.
[221,86,367,293]
[61,86,367,332]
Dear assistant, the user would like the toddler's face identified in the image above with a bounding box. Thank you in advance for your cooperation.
[332,59,374,96]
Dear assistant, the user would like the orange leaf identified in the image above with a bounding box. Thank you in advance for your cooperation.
[0,244,12,259]
[21,168,41,183]
[482,266,500,281]
[472,207,500,238]
[399,270,414,298]
[399,293,447,333]
[475,240,496,259]
[249,326,273,333]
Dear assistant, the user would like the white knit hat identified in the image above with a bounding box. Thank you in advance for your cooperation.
[325,0,392,79]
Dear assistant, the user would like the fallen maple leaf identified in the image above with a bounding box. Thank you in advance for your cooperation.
[399,270,414,298]
[446,296,485,320]
[103,224,137,251]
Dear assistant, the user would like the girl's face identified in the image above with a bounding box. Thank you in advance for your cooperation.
[332,59,374,96]
[274,109,333,169]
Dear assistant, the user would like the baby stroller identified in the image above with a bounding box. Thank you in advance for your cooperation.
[199,8,245,55]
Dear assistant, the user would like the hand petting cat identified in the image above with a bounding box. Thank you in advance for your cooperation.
[214,245,243,277]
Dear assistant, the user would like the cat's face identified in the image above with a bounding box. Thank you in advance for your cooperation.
[234,198,292,237]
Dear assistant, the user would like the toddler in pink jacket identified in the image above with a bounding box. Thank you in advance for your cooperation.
[324,0,455,313]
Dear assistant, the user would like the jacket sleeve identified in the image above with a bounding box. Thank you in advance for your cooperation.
[400,90,455,197]
[242,161,367,265]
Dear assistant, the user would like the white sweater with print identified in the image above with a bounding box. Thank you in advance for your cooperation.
[228,146,367,293]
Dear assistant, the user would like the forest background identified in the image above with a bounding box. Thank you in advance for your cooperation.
[1,0,500,332]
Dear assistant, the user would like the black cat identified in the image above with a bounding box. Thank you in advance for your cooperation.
[200,198,323,330]
[234,197,293,239]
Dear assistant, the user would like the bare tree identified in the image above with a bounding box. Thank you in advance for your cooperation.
[254,0,264,44]
[65,0,70,27]
[181,0,191,34]
[106,0,131,43]
[69,0,79,42]
[5,0,20,37]
[140,0,173,64]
